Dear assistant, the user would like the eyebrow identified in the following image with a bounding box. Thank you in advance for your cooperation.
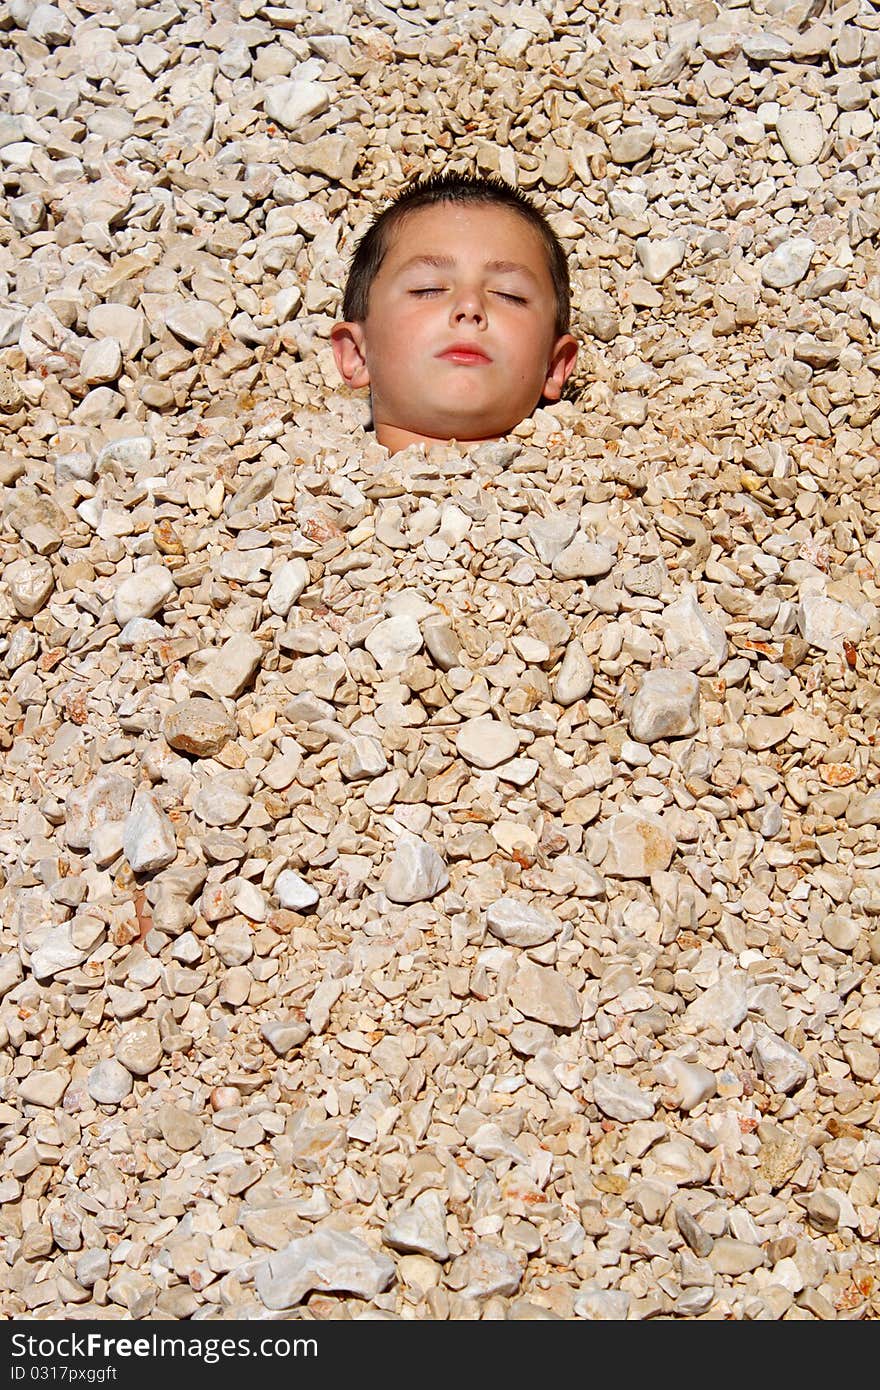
[398,254,540,284]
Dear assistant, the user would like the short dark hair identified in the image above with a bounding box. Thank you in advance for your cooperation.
[342,172,571,337]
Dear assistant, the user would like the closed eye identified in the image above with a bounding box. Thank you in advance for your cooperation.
[494,292,528,304]
[410,288,445,297]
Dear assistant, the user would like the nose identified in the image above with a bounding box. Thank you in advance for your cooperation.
[450,286,487,328]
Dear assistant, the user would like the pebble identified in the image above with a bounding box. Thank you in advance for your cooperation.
[592,1072,656,1123]
[552,539,615,579]
[745,715,792,751]
[87,1060,134,1106]
[267,558,311,616]
[365,615,423,673]
[193,635,263,699]
[448,1242,524,1300]
[656,1056,716,1112]
[486,897,562,948]
[123,790,177,874]
[264,79,331,131]
[29,927,86,982]
[383,1191,449,1261]
[752,1030,810,1095]
[554,640,594,705]
[709,1240,766,1277]
[797,592,869,653]
[6,557,54,617]
[338,737,388,781]
[776,110,825,166]
[456,717,520,769]
[384,835,449,904]
[113,567,176,626]
[274,870,320,911]
[255,1231,395,1310]
[601,809,675,878]
[685,973,749,1032]
[660,588,727,673]
[629,670,700,743]
[165,300,225,348]
[636,237,686,284]
[115,1020,162,1077]
[509,960,581,1030]
[163,699,236,758]
[19,1070,69,1108]
[759,238,816,289]
[573,1288,631,1320]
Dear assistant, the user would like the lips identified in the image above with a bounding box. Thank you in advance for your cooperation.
[437,343,491,364]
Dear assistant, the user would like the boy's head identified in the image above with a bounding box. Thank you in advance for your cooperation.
[331,173,578,455]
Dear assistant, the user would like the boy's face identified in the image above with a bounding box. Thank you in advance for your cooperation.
[332,203,578,454]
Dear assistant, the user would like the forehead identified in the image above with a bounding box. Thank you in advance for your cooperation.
[381,202,552,277]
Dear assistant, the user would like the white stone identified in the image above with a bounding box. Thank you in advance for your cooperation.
[124,790,177,874]
[113,566,175,626]
[456,716,520,768]
[86,304,148,357]
[602,809,675,878]
[19,1069,69,1107]
[384,835,449,904]
[552,538,616,579]
[776,109,825,165]
[193,634,263,699]
[264,79,331,131]
[525,511,579,564]
[275,870,320,911]
[165,299,225,347]
[79,338,122,384]
[255,1230,395,1309]
[29,926,87,982]
[821,915,860,952]
[797,591,869,653]
[10,193,44,233]
[338,736,388,781]
[636,236,686,283]
[232,879,267,922]
[267,558,311,615]
[659,587,728,673]
[364,614,423,673]
[655,1055,717,1111]
[752,1029,809,1094]
[742,33,791,61]
[115,1020,162,1077]
[760,237,816,289]
[261,1018,309,1055]
[593,1071,656,1122]
[629,669,700,743]
[846,792,880,828]
[383,1191,449,1261]
[87,1059,134,1105]
[486,897,562,948]
[685,971,749,1031]
[27,4,71,44]
[553,639,594,705]
[65,771,135,851]
[5,557,54,617]
[192,782,250,827]
[573,1288,631,1320]
[509,959,581,1029]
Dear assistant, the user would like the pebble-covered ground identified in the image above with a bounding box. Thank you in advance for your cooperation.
[1,0,880,1323]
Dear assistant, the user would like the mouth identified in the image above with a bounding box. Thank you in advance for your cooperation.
[437,344,492,365]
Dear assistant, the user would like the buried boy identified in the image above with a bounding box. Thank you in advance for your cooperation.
[331,172,578,456]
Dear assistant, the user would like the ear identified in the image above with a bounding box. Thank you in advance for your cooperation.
[541,334,579,402]
[331,321,370,389]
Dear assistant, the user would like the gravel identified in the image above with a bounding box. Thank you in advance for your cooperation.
[1,0,880,1325]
